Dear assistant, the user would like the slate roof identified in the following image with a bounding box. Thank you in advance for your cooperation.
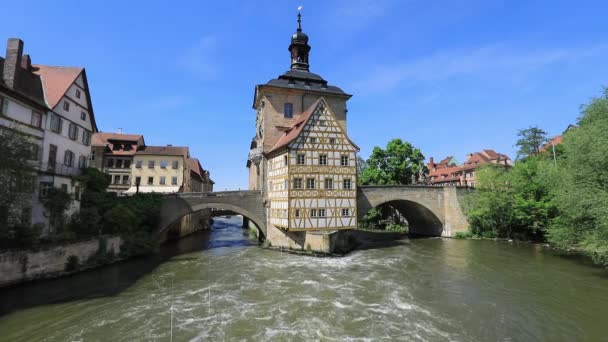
[263,69,349,96]
[0,56,46,107]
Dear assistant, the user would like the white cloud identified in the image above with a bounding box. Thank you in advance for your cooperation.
[356,43,606,92]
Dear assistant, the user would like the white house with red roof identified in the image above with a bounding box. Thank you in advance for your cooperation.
[0,38,98,232]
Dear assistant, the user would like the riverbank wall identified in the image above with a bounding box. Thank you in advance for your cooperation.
[0,236,122,288]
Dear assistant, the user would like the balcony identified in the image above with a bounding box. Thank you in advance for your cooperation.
[248,147,263,164]
[37,162,83,177]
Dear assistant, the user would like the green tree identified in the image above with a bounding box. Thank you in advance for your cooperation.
[360,138,427,185]
[515,126,548,160]
[465,157,557,240]
[546,88,608,265]
[43,188,73,231]
[0,127,38,228]
[103,205,138,234]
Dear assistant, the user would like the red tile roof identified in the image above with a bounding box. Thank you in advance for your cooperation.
[136,145,189,156]
[268,98,360,154]
[92,132,144,146]
[32,65,82,109]
[268,99,322,153]
[189,158,203,178]
[540,135,564,152]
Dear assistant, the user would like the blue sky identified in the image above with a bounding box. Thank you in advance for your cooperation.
[2,0,607,190]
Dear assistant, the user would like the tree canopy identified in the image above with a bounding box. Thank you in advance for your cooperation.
[359,138,427,185]
[0,127,38,227]
[515,126,548,160]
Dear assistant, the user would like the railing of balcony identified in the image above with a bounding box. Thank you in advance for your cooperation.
[36,162,83,177]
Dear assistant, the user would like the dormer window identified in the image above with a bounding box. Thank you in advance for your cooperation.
[284,103,293,118]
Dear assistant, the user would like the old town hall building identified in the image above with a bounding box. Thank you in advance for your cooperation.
[247,12,359,248]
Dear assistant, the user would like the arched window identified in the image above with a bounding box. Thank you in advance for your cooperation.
[284,103,293,118]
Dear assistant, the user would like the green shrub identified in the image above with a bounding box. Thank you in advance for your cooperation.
[454,231,473,239]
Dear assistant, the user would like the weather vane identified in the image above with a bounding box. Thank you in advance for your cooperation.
[298,5,303,12]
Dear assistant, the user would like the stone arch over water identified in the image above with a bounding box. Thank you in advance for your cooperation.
[357,185,468,237]
[159,191,267,239]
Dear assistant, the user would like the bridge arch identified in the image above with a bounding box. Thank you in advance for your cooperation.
[357,186,447,236]
[158,191,267,239]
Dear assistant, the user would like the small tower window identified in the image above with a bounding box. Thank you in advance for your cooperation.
[284,103,293,118]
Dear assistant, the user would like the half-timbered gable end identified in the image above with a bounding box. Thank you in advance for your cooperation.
[267,98,359,231]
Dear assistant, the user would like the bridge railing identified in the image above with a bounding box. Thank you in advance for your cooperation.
[359,184,471,190]
[175,190,262,199]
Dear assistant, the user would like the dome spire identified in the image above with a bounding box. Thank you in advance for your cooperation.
[289,6,311,71]
[297,6,302,31]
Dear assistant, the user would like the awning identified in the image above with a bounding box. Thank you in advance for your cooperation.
[124,186,180,194]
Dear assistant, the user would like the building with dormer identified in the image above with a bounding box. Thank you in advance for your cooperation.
[0,38,97,232]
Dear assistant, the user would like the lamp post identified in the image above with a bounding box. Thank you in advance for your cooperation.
[551,140,557,166]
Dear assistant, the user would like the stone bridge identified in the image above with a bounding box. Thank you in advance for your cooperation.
[159,191,266,237]
[159,186,470,240]
[357,185,470,237]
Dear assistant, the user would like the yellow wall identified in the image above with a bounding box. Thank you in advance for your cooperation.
[131,154,189,191]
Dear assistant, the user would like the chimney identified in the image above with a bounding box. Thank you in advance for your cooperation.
[21,54,31,71]
[3,38,24,89]
[430,157,434,165]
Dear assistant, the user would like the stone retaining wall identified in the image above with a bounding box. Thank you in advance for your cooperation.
[0,236,121,288]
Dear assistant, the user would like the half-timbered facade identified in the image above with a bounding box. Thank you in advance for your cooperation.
[247,11,359,251]
[267,99,358,231]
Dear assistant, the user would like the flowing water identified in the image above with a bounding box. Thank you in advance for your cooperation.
[1,216,607,341]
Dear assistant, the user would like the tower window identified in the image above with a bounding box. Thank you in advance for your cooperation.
[284,103,293,118]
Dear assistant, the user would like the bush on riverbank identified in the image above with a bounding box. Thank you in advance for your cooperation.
[465,88,608,266]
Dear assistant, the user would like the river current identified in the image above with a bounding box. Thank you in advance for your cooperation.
[0,216,607,341]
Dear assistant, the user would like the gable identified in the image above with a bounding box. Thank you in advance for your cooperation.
[288,99,358,152]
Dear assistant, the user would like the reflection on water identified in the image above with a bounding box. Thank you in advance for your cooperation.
[0,216,607,341]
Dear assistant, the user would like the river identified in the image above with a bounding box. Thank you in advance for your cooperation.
[0,216,607,341]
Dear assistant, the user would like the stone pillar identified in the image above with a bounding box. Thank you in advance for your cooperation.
[442,187,469,236]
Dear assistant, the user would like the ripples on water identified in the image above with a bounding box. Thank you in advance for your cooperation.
[0,216,607,341]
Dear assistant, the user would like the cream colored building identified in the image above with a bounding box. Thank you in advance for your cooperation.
[267,98,358,231]
[126,145,191,194]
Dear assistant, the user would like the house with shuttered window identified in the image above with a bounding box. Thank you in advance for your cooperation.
[0,38,97,232]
